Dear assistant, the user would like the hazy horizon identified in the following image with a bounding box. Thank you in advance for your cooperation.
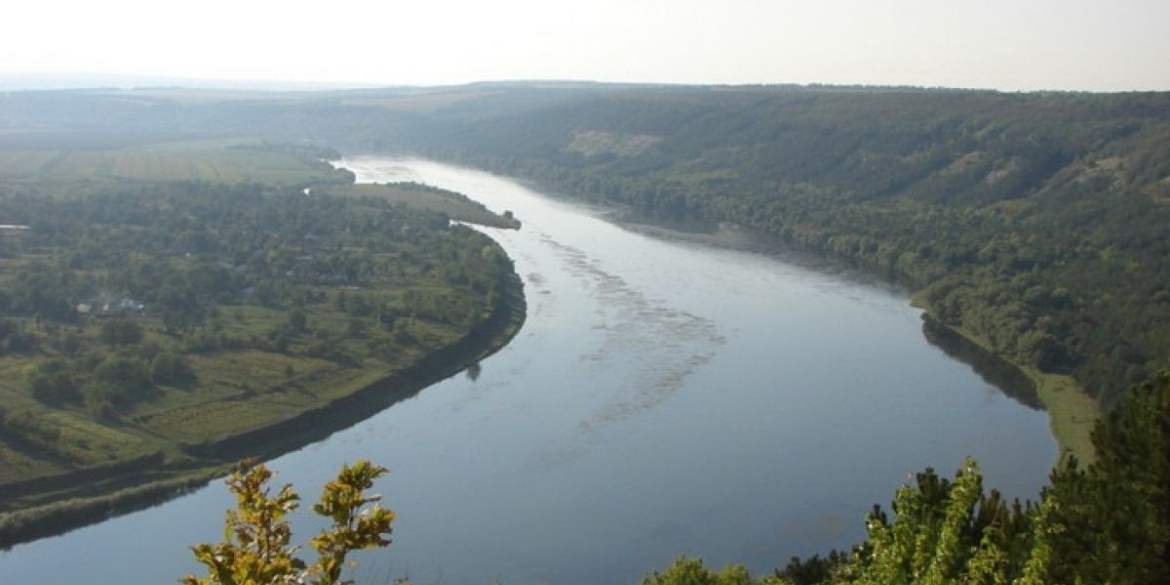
[2,71,1167,95]
[3,0,1169,93]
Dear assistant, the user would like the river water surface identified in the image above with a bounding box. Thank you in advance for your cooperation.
[0,158,1055,585]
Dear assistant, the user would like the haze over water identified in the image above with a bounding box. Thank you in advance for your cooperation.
[0,158,1055,585]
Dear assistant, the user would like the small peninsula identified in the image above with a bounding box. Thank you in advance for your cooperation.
[0,139,526,547]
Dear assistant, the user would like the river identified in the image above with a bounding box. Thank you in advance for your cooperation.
[0,157,1056,585]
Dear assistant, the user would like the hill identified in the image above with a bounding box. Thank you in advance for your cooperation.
[326,85,1170,416]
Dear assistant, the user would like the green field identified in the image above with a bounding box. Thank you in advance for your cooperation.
[0,137,345,185]
[319,183,522,228]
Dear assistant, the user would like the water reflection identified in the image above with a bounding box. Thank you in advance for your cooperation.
[921,314,1043,410]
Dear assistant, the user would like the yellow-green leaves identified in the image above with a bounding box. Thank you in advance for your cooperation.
[639,556,790,585]
[309,460,394,585]
[181,459,393,585]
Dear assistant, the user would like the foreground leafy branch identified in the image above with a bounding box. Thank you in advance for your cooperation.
[181,460,394,585]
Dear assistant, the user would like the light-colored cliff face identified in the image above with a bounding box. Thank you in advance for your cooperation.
[564,130,663,157]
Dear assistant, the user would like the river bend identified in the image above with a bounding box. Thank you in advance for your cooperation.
[0,158,1055,585]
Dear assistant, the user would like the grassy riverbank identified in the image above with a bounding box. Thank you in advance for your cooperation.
[1028,370,1099,464]
[618,214,1097,462]
[912,291,1099,463]
[618,212,1096,462]
[0,271,526,549]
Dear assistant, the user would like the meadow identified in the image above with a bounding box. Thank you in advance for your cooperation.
[0,137,345,185]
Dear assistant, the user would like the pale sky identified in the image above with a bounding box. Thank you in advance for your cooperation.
[3,0,1168,91]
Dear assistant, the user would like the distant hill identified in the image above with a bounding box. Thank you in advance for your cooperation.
[0,72,379,92]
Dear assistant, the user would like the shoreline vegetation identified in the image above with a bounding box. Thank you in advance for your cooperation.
[0,269,526,550]
[6,85,1161,469]
[357,86,1166,453]
[617,216,1098,463]
[0,139,530,549]
[917,302,1098,463]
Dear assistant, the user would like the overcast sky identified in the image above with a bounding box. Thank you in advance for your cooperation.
[4,0,1167,91]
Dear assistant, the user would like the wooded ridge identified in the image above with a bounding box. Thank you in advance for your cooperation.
[308,85,1170,411]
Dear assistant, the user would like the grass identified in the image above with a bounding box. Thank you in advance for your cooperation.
[0,137,341,185]
[0,280,527,548]
[41,411,159,461]
[319,183,521,228]
[1030,371,1099,464]
[0,286,485,484]
[139,352,382,444]
[911,290,1100,463]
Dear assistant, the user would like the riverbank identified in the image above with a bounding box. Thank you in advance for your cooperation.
[619,215,1098,463]
[0,272,527,549]
[911,291,1098,464]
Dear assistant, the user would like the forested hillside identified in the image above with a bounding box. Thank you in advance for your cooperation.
[330,86,1170,410]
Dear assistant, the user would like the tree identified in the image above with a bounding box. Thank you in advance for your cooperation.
[26,359,82,406]
[150,351,193,385]
[182,460,395,585]
[100,318,142,346]
[640,557,789,585]
[1072,371,1170,585]
[287,308,308,334]
[782,371,1170,585]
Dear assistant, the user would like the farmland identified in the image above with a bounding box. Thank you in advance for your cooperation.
[0,138,526,545]
[0,137,348,185]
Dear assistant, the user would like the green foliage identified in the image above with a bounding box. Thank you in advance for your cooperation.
[318,182,521,229]
[87,355,154,408]
[25,358,81,405]
[640,557,790,585]
[308,461,395,585]
[1052,371,1170,584]
[100,319,143,346]
[776,553,847,585]
[182,460,394,585]
[0,175,519,491]
[772,371,1170,585]
[150,350,193,385]
[0,410,61,453]
[9,84,1167,405]
[846,459,1035,585]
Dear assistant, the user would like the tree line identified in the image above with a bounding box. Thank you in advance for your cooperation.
[351,86,1170,408]
[0,177,516,476]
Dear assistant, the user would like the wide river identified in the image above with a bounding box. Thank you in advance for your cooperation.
[0,158,1055,585]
